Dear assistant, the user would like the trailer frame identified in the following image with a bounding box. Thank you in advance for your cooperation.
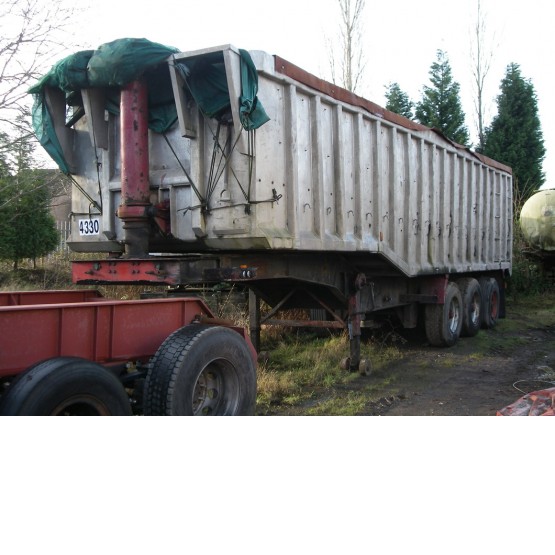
[0,290,257,415]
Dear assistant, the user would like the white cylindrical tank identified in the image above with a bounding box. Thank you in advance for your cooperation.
[520,188,555,251]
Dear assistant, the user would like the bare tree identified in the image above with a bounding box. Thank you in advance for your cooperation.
[469,0,497,151]
[0,0,76,133]
[327,0,366,93]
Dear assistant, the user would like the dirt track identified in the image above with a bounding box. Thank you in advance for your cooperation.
[364,296,555,416]
[379,330,553,416]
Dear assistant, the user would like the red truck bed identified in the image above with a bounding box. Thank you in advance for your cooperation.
[0,291,214,377]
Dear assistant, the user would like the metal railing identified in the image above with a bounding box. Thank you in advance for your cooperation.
[55,220,71,253]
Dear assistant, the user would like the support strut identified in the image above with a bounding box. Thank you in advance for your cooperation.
[249,290,261,352]
[347,273,371,375]
[117,78,151,258]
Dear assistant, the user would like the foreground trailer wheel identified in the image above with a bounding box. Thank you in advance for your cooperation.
[457,277,482,337]
[143,325,257,416]
[425,282,463,347]
[0,357,132,416]
[479,277,500,329]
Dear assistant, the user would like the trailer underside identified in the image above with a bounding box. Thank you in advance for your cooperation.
[70,250,508,372]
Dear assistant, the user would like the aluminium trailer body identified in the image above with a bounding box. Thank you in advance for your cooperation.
[31,39,512,373]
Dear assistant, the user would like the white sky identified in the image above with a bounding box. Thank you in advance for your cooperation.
[60,0,555,184]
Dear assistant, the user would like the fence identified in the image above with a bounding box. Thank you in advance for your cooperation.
[56,220,71,253]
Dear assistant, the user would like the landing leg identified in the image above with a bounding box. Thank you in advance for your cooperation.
[249,289,261,353]
[346,274,372,376]
[348,292,362,373]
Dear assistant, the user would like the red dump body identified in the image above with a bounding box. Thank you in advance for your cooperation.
[0,290,217,377]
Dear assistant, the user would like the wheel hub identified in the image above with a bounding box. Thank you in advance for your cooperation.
[192,368,223,415]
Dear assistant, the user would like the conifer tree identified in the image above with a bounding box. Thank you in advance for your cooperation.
[0,115,58,269]
[0,131,10,178]
[384,83,414,119]
[415,50,470,146]
[483,63,545,196]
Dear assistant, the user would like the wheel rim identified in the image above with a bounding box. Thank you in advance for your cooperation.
[448,296,461,334]
[51,394,111,416]
[192,359,240,415]
[470,292,481,327]
[490,289,499,320]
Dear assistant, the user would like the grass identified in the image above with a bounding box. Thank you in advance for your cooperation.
[509,295,555,328]
[254,328,413,414]
[255,333,351,413]
[305,391,369,416]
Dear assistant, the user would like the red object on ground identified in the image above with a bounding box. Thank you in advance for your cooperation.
[497,387,555,416]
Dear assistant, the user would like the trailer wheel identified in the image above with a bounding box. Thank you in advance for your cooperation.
[0,357,132,416]
[143,325,257,416]
[479,277,500,329]
[425,282,463,347]
[456,277,482,337]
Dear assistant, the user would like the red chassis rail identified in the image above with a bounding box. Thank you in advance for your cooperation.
[0,289,103,306]
[0,292,228,378]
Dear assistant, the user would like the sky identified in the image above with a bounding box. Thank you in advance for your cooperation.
[50,0,555,185]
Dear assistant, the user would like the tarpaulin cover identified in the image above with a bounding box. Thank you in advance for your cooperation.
[30,50,95,94]
[30,49,97,173]
[177,49,269,131]
[29,38,269,173]
[238,49,270,130]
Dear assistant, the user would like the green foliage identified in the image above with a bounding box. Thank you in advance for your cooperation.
[0,170,59,269]
[384,82,414,119]
[415,50,470,146]
[0,136,11,179]
[507,213,551,296]
[483,63,545,197]
[0,120,59,269]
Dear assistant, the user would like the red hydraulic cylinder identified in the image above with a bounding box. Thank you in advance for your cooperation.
[117,78,151,258]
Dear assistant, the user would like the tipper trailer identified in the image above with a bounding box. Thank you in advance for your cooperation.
[0,39,513,415]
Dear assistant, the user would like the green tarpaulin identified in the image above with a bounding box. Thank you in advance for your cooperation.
[29,38,269,173]
[177,48,269,131]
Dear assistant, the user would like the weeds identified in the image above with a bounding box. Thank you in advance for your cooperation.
[305,391,368,416]
[508,225,550,297]
[254,327,411,414]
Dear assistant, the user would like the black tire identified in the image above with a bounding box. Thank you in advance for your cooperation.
[479,277,500,329]
[0,357,132,416]
[456,277,482,337]
[143,325,257,416]
[425,282,463,347]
